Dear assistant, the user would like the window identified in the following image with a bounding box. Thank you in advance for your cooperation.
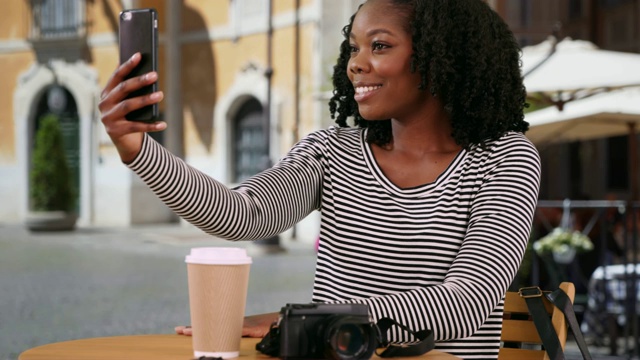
[30,0,86,40]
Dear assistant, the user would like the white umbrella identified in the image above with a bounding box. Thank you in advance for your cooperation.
[522,37,640,109]
[525,87,640,199]
[525,87,640,144]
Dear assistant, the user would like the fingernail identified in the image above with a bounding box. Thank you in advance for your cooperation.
[131,53,140,61]
[150,92,162,100]
[145,72,157,81]
[155,122,166,130]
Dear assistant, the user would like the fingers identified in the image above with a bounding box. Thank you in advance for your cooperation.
[101,52,141,100]
[99,74,163,123]
[176,324,266,338]
[99,52,162,124]
[98,53,165,163]
[100,89,164,130]
[174,325,192,336]
[241,313,278,338]
[102,117,166,139]
[242,327,268,338]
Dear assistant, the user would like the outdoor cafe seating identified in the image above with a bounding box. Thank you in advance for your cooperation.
[532,199,640,357]
[581,263,640,355]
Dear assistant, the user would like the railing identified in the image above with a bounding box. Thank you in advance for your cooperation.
[533,199,639,357]
[29,0,86,41]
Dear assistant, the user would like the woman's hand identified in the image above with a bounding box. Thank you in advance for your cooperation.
[174,325,192,336]
[174,312,279,338]
[242,313,279,338]
[99,52,166,163]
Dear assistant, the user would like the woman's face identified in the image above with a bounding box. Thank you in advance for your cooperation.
[347,0,426,122]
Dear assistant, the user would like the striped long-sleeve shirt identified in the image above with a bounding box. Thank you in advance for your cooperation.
[128,126,541,359]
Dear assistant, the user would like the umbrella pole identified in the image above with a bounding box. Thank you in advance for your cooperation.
[624,122,639,358]
[626,122,640,358]
[630,123,638,201]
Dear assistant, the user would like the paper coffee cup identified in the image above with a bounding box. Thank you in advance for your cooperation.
[185,247,252,359]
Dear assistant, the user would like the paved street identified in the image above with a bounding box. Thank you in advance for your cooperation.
[0,223,316,360]
[0,222,633,360]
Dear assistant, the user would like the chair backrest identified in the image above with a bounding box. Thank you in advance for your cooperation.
[498,282,575,360]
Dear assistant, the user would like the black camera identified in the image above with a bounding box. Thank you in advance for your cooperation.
[256,303,379,360]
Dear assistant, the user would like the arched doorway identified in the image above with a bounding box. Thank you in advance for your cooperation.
[31,85,80,212]
[232,97,269,183]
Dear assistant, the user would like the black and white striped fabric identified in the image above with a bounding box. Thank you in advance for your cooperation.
[129,126,541,359]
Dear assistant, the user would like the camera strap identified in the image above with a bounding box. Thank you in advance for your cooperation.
[375,317,435,358]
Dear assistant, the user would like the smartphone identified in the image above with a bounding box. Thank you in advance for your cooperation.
[118,8,159,122]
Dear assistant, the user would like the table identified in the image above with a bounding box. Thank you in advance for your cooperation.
[19,334,461,360]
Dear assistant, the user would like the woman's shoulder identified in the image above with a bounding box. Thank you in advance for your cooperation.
[308,126,363,138]
[471,131,538,155]
[284,126,364,161]
[302,126,364,147]
[464,131,540,170]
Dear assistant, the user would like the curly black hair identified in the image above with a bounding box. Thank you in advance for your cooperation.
[328,0,529,148]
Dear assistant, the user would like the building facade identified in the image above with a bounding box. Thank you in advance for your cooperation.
[0,0,361,239]
[4,0,638,234]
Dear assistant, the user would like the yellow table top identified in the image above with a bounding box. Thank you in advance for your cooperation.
[19,334,461,359]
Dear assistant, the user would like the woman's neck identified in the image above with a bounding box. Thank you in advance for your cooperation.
[387,99,459,156]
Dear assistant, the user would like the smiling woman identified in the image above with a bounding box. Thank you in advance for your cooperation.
[346,2,424,124]
[99,0,539,359]
[330,0,529,149]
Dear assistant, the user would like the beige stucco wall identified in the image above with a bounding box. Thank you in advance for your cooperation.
[0,52,34,164]
[0,2,28,39]
[0,2,31,164]
[0,0,324,229]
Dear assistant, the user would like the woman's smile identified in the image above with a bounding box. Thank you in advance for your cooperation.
[353,84,382,102]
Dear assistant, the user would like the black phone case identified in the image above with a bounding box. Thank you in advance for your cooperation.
[119,8,158,122]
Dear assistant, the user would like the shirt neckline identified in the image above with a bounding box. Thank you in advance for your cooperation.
[360,128,466,195]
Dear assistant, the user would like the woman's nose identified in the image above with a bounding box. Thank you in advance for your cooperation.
[349,54,369,74]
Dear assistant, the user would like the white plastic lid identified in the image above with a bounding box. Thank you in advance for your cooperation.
[185,247,252,265]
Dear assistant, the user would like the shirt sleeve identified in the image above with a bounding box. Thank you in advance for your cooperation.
[344,135,541,341]
[127,132,325,240]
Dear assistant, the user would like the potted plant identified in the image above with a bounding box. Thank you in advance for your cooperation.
[26,113,77,231]
[533,227,594,264]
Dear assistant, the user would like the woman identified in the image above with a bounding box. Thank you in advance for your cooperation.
[99,0,540,358]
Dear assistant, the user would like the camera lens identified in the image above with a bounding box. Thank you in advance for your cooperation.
[336,324,366,353]
[324,316,377,360]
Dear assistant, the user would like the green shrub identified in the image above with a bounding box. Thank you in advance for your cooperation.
[29,113,75,212]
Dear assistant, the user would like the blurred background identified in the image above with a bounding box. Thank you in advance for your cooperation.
[1,0,639,359]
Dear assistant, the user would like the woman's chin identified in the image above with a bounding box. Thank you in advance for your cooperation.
[357,112,388,122]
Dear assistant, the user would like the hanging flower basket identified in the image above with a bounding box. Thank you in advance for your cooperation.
[533,227,593,264]
[552,246,577,264]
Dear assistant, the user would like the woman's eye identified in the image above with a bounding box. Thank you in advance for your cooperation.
[372,42,388,51]
[349,44,358,53]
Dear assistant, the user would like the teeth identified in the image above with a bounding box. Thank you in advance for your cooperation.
[355,85,381,94]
